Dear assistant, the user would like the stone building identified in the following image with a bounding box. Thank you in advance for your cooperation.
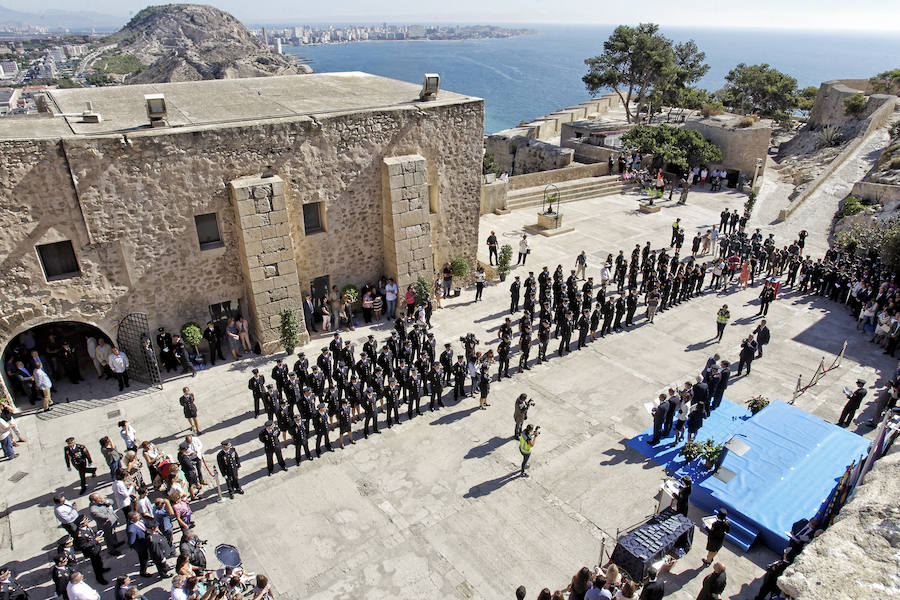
[0,72,483,389]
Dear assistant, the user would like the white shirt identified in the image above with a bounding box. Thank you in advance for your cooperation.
[112,480,135,509]
[385,282,398,301]
[33,367,51,391]
[0,417,11,441]
[86,337,97,359]
[54,501,79,525]
[108,351,129,373]
[120,424,136,447]
[67,580,100,600]
[170,584,188,600]
[519,238,529,253]
[186,437,203,459]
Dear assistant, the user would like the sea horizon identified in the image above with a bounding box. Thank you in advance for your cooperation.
[284,24,900,134]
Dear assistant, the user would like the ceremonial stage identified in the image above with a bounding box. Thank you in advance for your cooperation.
[627,398,870,552]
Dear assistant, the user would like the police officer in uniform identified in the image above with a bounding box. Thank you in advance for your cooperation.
[361,390,380,438]
[384,378,402,427]
[452,356,467,401]
[430,363,445,411]
[262,384,278,422]
[837,379,867,427]
[497,336,511,379]
[247,368,266,418]
[509,276,521,313]
[258,420,287,476]
[537,319,551,363]
[216,441,242,498]
[64,437,97,494]
[74,516,109,584]
[407,367,422,419]
[271,359,289,401]
[313,403,334,456]
[439,343,453,385]
[576,309,589,349]
[519,322,532,371]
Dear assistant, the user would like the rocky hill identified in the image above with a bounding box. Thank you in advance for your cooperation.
[102,3,310,84]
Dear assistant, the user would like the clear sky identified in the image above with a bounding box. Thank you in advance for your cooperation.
[7,0,900,32]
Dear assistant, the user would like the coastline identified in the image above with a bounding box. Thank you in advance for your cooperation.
[285,32,537,48]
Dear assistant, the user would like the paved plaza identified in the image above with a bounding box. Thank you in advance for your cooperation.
[0,185,891,600]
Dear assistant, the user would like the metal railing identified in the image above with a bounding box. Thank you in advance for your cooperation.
[790,339,848,404]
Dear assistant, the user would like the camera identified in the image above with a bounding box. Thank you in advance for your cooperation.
[534,425,542,433]
[527,400,535,408]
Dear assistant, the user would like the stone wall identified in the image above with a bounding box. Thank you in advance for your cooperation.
[511,139,574,175]
[0,99,483,355]
[850,181,900,204]
[508,162,609,191]
[381,155,433,289]
[778,448,900,600]
[480,180,508,214]
[684,118,773,175]
[230,175,306,354]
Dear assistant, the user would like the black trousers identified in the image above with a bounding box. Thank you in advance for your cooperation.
[113,370,129,391]
[837,403,859,427]
[386,402,400,427]
[364,413,379,436]
[75,465,97,491]
[510,294,519,313]
[315,430,332,456]
[430,388,444,410]
[208,341,224,364]
[737,358,752,375]
[489,246,498,265]
[453,378,466,400]
[498,357,510,378]
[135,545,149,575]
[264,447,285,474]
[293,438,311,464]
[538,340,548,362]
[224,471,241,494]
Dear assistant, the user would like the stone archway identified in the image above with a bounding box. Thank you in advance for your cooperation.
[1,319,114,409]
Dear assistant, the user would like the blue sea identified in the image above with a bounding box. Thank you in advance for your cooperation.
[284,25,900,134]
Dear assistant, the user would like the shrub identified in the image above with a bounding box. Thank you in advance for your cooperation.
[647,188,663,199]
[843,93,867,119]
[498,244,514,278]
[482,151,499,176]
[699,439,725,466]
[279,308,301,354]
[836,196,865,219]
[700,102,724,117]
[816,125,843,148]
[341,284,359,303]
[744,190,758,216]
[737,115,759,128]
[680,441,702,461]
[890,121,900,140]
[450,257,469,278]
[746,395,770,415]
[180,322,203,354]
[413,276,432,304]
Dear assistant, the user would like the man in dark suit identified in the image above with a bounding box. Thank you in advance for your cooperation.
[74,516,109,584]
[697,563,727,600]
[712,361,730,409]
[202,322,225,366]
[650,394,669,445]
[303,295,317,333]
[737,336,758,376]
[125,512,151,578]
[146,521,172,578]
[753,320,771,358]
[248,368,266,418]
[837,379,867,427]
[692,376,710,417]
[639,566,664,600]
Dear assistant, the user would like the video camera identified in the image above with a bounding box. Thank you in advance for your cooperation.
[459,333,479,346]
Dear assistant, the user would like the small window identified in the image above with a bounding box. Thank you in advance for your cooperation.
[303,202,323,235]
[36,240,81,281]
[195,213,223,250]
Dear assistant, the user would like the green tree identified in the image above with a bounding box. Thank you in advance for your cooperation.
[180,322,203,355]
[717,63,799,125]
[869,69,900,93]
[843,93,867,119]
[621,124,722,172]
[795,86,818,117]
[583,23,706,124]
[482,151,499,176]
[279,308,301,354]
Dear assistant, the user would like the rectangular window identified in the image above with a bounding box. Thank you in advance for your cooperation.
[194,213,223,250]
[36,240,81,281]
[303,202,323,235]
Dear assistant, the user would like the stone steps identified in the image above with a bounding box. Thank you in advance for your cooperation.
[507,175,632,210]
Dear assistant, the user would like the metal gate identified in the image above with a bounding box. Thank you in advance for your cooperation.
[116,312,163,388]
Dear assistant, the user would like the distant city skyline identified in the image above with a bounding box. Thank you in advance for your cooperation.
[4,0,900,32]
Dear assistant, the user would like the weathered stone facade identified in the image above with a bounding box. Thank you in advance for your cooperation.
[380,155,433,290]
[0,73,483,360]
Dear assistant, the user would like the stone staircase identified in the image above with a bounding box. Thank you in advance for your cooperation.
[506,175,632,210]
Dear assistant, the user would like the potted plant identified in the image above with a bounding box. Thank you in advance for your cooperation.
[497,244,513,282]
[699,439,725,470]
[341,284,360,308]
[680,441,702,462]
[180,322,203,359]
[450,257,469,296]
[413,276,432,304]
[746,395,770,415]
[279,308,301,355]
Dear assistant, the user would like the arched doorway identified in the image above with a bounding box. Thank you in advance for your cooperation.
[2,320,113,408]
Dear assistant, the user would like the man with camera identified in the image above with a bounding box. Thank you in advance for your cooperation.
[513,394,534,439]
[519,424,540,477]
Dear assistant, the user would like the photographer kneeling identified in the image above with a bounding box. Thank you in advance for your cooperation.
[519,424,540,478]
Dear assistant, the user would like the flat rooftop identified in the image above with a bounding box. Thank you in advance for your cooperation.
[0,72,480,140]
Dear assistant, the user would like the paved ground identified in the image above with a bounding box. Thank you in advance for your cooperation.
[1,185,892,600]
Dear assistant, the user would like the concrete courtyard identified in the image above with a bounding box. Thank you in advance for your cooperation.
[0,184,891,600]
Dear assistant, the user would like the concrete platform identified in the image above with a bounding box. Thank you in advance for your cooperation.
[0,185,891,600]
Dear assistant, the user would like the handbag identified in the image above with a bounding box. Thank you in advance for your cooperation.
[526,248,531,255]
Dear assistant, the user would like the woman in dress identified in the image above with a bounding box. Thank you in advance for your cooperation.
[337,399,354,449]
[478,364,491,410]
[704,508,731,565]
[179,386,200,434]
[738,263,750,289]
[361,291,374,324]
[687,401,705,444]
[372,293,383,321]
[140,440,163,487]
